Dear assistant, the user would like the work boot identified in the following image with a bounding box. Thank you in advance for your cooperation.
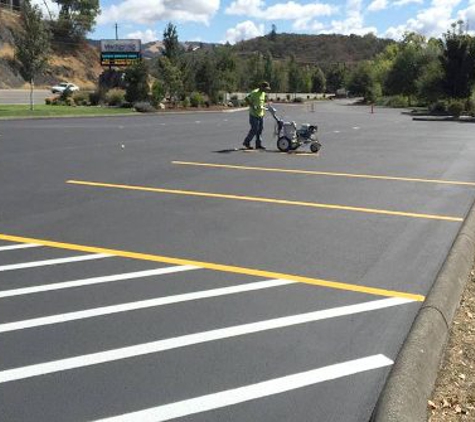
[256,144,266,150]
[242,143,253,150]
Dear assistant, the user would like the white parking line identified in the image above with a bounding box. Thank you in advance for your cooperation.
[0,297,412,384]
[0,254,112,272]
[92,354,393,422]
[0,279,295,333]
[0,243,41,252]
[0,266,199,299]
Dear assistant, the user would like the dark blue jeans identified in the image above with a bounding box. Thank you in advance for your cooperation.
[243,115,264,147]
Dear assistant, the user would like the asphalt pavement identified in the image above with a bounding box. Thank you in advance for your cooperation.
[0,89,51,105]
[1,101,475,421]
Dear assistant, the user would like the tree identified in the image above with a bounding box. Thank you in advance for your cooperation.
[53,0,100,40]
[288,55,304,94]
[312,66,326,93]
[347,61,378,102]
[325,63,347,93]
[124,60,149,103]
[157,56,184,105]
[163,22,181,64]
[14,0,51,111]
[440,21,475,99]
[269,24,277,42]
[384,33,430,100]
[263,51,274,86]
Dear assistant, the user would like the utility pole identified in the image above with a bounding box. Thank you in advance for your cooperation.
[115,22,119,40]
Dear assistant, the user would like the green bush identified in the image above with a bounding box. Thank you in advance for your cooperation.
[190,92,204,107]
[151,80,166,107]
[89,91,103,106]
[293,97,304,103]
[429,100,448,114]
[385,95,409,108]
[134,102,156,113]
[447,99,465,117]
[230,94,240,107]
[467,90,475,116]
[105,88,126,106]
[182,97,191,108]
[73,91,91,106]
[45,97,53,105]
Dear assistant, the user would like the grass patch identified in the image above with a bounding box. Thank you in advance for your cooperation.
[0,105,138,118]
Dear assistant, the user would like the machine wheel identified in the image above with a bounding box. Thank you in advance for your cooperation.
[310,142,321,153]
[290,141,300,150]
[277,137,291,152]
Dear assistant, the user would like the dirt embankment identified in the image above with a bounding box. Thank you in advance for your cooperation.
[0,8,101,89]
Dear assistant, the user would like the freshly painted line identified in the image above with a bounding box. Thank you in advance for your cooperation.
[0,297,412,383]
[0,279,295,333]
[67,179,463,222]
[92,354,394,422]
[172,160,475,187]
[0,253,111,272]
[0,243,41,251]
[0,233,426,301]
[0,266,199,299]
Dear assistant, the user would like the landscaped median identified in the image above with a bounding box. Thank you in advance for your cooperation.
[0,105,138,119]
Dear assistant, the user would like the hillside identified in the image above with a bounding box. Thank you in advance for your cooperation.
[0,8,101,89]
[232,33,395,65]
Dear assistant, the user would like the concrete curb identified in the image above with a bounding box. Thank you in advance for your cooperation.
[371,203,475,421]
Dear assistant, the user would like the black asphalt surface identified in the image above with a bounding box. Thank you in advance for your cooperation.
[1,101,475,421]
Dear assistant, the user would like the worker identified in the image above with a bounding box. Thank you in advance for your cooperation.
[242,81,271,150]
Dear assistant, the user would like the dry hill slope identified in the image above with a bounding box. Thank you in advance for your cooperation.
[0,8,101,89]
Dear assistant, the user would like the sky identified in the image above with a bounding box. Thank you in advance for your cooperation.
[38,0,475,44]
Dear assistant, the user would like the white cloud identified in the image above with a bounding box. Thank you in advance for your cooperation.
[99,0,220,26]
[385,0,462,39]
[320,0,377,35]
[127,29,158,43]
[368,0,388,12]
[224,20,265,44]
[393,0,423,6]
[225,0,336,21]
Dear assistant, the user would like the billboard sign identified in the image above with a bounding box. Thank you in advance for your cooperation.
[100,39,142,67]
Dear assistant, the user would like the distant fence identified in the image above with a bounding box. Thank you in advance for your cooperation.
[225,92,327,102]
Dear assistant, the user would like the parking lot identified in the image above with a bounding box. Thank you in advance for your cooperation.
[1,100,475,421]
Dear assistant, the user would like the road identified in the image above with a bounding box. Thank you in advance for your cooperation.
[0,89,51,105]
[0,101,474,421]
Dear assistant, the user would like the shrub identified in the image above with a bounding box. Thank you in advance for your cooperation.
[447,99,465,117]
[466,90,475,116]
[385,95,409,108]
[134,102,156,113]
[89,91,103,106]
[230,94,240,107]
[73,91,91,106]
[429,100,448,114]
[120,102,133,109]
[293,97,304,103]
[45,97,53,105]
[105,88,126,106]
[182,97,191,108]
[190,92,204,107]
[151,80,166,107]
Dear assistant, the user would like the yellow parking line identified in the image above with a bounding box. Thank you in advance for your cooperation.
[172,161,475,187]
[67,179,463,222]
[0,233,425,301]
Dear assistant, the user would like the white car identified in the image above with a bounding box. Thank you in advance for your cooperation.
[51,82,80,94]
